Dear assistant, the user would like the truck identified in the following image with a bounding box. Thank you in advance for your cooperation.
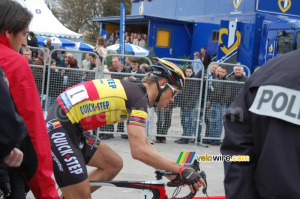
[93,0,300,72]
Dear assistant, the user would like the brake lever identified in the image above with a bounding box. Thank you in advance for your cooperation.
[200,171,209,198]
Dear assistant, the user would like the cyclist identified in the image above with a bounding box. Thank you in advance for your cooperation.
[46,58,206,198]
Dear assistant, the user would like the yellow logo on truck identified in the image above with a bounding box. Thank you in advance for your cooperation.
[233,0,242,9]
[218,28,241,55]
[269,44,274,53]
[278,0,291,13]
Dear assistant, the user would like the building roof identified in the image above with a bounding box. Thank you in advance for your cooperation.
[92,15,194,25]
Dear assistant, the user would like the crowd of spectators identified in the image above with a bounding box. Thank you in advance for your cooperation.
[107,31,148,47]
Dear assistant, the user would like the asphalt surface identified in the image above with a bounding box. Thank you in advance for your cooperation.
[27,135,225,199]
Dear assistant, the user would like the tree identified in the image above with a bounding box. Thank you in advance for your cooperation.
[101,0,131,17]
[48,0,131,43]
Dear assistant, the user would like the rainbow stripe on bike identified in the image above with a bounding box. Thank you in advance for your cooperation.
[176,152,196,164]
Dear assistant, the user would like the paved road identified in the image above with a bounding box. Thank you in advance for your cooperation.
[27,135,225,198]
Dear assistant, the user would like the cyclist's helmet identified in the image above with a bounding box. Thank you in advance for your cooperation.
[151,58,185,90]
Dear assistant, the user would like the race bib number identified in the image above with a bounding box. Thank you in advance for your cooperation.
[140,190,154,199]
[249,85,300,125]
[60,85,89,111]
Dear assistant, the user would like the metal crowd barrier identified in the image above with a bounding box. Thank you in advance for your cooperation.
[45,49,100,111]
[198,62,250,147]
[150,58,205,145]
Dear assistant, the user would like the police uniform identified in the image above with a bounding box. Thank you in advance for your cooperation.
[221,49,300,199]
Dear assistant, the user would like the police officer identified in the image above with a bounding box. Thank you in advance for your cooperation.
[221,49,300,199]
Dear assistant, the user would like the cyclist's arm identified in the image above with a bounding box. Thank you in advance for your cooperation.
[127,124,182,173]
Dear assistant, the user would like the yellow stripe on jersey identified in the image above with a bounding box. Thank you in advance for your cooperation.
[105,110,129,124]
[131,110,148,119]
[67,97,127,124]
[93,79,127,100]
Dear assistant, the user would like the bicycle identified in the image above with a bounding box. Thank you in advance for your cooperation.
[88,160,208,199]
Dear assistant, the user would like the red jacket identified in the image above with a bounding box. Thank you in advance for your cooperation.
[0,35,58,198]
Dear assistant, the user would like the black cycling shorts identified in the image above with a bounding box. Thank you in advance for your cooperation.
[45,102,101,188]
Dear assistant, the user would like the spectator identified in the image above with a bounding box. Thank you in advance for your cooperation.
[34,47,50,66]
[143,34,148,45]
[115,32,120,44]
[140,63,151,74]
[61,58,82,89]
[22,48,34,64]
[191,52,203,75]
[32,47,50,101]
[124,56,131,67]
[228,65,249,104]
[176,66,198,144]
[130,32,134,44]
[94,37,107,58]
[0,0,58,197]
[206,66,231,145]
[108,56,129,74]
[64,52,73,67]
[199,47,212,70]
[27,31,37,47]
[57,50,66,68]
[88,53,97,71]
[124,57,145,83]
[32,50,38,60]
[229,65,248,82]
[133,33,146,47]
[133,33,138,41]
[125,36,130,43]
[107,32,116,46]
[43,38,54,52]
[81,53,91,69]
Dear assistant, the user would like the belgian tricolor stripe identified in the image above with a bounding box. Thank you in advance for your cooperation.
[128,116,146,127]
[52,121,62,128]
[176,152,196,164]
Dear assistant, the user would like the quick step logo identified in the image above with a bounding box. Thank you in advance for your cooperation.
[51,132,83,174]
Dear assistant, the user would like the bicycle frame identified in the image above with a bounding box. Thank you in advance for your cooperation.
[89,168,203,199]
[90,179,168,199]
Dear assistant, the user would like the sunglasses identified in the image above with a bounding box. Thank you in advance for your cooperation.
[166,83,179,97]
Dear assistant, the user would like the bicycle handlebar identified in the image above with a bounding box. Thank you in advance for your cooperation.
[155,160,208,199]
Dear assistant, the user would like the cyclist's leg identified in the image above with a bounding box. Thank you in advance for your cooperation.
[60,180,91,199]
[84,134,123,193]
[46,104,91,199]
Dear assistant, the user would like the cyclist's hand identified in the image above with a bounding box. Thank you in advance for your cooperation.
[179,166,206,193]
[3,148,23,167]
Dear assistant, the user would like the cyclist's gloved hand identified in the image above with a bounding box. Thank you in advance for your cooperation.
[178,166,201,185]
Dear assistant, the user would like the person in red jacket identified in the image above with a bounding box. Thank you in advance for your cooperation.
[0,0,58,198]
